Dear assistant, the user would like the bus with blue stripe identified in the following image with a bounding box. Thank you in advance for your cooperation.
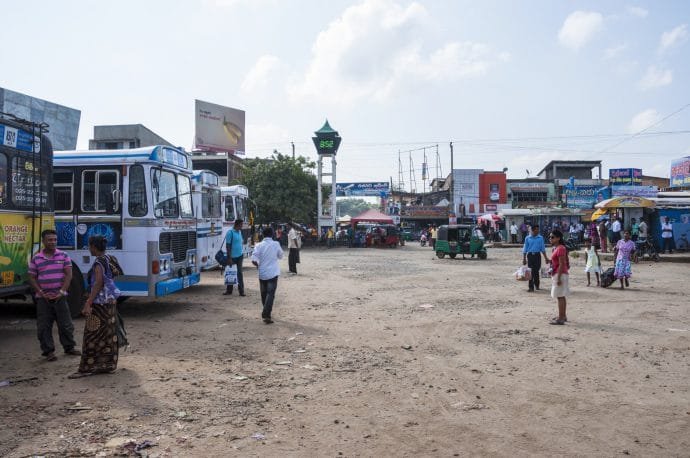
[53,146,200,299]
[221,185,254,257]
[191,170,223,270]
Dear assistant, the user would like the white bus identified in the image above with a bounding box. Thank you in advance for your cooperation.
[53,146,200,298]
[221,185,253,257]
[191,170,223,270]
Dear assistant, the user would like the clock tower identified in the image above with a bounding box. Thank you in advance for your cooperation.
[312,120,341,235]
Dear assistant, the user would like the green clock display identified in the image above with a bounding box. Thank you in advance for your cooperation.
[319,139,334,149]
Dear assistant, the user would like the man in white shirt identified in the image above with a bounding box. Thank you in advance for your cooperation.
[251,227,284,324]
[611,216,622,244]
[660,216,674,254]
[287,222,301,274]
[638,218,648,242]
[509,222,519,244]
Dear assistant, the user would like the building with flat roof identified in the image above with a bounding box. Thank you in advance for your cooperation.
[0,87,80,150]
[89,124,172,150]
[537,160,603,180]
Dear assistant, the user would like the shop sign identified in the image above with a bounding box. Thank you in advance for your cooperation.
[611,185,658,198]
[609,168,642,186]
[670,156,690,187]
[336,182,389,197]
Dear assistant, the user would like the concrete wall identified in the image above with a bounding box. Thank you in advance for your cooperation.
[0,87,80,150]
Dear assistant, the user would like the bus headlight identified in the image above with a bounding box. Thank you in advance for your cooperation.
[162,259,169,271]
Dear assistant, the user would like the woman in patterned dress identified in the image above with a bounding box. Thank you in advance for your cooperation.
[613,230,636,290]
[68,235,119,378]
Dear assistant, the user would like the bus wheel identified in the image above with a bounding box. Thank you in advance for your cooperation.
[67,268,85,318]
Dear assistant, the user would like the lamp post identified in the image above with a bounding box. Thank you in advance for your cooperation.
[312,120,342,235]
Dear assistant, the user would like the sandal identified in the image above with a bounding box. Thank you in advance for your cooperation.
[549,318,566,325]
[68,372,94,379]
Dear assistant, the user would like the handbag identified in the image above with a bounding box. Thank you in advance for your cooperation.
[215,249,227,266]
[224,265,238,285]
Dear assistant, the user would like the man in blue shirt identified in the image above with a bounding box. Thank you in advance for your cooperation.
[224,219,246,296]
[522,224,550,292]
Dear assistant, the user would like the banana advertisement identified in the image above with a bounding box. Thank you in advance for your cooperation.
[0,214,54,288]
[194,99,245,155]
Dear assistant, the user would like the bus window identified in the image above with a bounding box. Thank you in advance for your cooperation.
[203,187,221,218]
[82,170,119,213]
[224,195,235,221]
[54,170,73,212]
[0,153,6,206]
[178,174,193,218]
[128,165,148,217]
[236,198,245,222]
[151,169,178,218]
[11,156,49,209]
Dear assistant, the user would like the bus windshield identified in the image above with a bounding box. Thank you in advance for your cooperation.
[224,196,235,221]
[152,169,179,217]
[178,175,193,218]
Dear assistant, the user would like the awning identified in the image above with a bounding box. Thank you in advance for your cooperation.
[590,208,608,221]
[594,196,656,209]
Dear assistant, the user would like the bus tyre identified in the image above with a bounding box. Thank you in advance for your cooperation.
[67,268,85,318]
[436,252,445,259]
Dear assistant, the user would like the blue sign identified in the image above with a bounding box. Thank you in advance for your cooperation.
[611,185,658,198]
[609,168,642,186]
[336,182,390,197]
[564,185,599,209]
[0,124,40,153]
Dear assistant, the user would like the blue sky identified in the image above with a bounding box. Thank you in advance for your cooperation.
[2,0,688,187]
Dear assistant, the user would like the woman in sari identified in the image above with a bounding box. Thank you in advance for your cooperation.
[613,230,636,290]
[68,235,119,378]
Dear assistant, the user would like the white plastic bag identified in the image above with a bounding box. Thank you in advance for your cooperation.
[224,265,238,285]
[515,266,532,281]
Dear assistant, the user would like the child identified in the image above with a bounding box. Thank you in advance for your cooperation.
[584,238,601,286]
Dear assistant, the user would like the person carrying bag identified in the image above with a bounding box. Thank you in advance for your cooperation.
[223,219,246,296]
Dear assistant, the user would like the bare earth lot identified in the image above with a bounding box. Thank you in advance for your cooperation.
[1,245,688,457]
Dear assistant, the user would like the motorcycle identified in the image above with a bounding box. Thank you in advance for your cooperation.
[633,238,659,262]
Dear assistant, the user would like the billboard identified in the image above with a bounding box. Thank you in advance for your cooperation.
[564,185,599,209]
[336,182,389,197]
[453,169,482,216]
[609,168,642,186]
[611,185,658,198]
[670,156,690,188]
[194,99,245,154]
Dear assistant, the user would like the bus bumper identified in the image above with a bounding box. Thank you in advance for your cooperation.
[155,272,201,297]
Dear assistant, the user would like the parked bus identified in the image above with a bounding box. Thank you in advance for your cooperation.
[221,185,254,257]
[191,170,223,270]
[53,146,200,304]
[0,114,82,310]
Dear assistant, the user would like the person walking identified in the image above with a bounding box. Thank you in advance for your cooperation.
[510,221,519,244]
[660,216,674,254]
[251,227,283,324]
[598,220,608,253]
[430,225,437,250]
[610,215,622,245]
[69,235,120,378]
[27,229,81,362]
[548,229,570,325]
[583,238,601,286]
[522,224,549,292]
[287,222,302,274]
[223,219,246,296]
[613,230,636,289]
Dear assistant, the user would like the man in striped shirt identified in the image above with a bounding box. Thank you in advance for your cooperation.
[27,229,80,361]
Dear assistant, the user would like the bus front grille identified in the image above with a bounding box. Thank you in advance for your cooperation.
[159,231,196,262]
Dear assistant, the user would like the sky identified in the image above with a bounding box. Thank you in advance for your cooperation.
[2,0,689,190]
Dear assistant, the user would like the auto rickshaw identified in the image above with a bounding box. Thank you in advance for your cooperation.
[435,224,487,259]
[368,224,400,248]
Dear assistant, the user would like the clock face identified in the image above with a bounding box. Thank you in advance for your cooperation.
[319,139,334,149]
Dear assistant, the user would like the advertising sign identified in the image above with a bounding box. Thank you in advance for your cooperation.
[670,156,690,188]
[609,168,642,186]
[0,215,54,288]
[611,185,658,198]
[336,182,389,197]
[194,99,245,154]
[564,185,599,209]
[453,169,482,216]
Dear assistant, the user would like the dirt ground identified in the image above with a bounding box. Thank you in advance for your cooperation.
[1,244,688,457]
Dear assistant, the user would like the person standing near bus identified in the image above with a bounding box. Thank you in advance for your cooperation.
[27,229,81,361]
[287,222,301,274]
[223,219,246,296]
[522,224,549,292]
[251,227,283,324]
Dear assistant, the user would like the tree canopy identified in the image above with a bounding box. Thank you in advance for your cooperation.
[237,153,319,224]
[336,198,376,217]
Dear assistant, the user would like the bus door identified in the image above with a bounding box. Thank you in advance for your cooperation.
[76,169,123,250]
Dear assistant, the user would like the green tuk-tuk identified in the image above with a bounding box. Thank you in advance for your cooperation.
[435,224,487,259]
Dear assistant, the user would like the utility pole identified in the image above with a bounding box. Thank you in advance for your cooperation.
[291,142,295,159]
[449,142,454,215]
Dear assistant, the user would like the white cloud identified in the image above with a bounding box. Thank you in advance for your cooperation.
[245,123,291,151]
[603,44,627,60]
[241,55,282,94]
[659,24,688,53]
[558,11,604,51]
[627,6,648,18]
[638,65,673,90]
[287,0,505,105]
[627,109,661,133]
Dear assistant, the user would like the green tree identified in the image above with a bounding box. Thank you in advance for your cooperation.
[237,153,320,224]
[337,198,375,217]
